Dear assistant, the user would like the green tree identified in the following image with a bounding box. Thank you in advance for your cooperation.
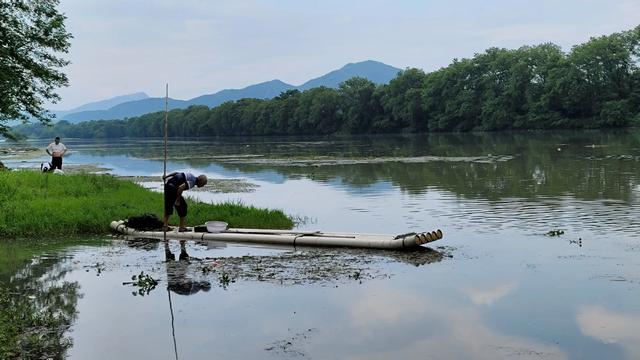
[338,77,377,133]
[0,0,72,137]
[382,68,427,132]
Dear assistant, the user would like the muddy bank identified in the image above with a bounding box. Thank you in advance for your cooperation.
[191,245,445,287]
[123,237,448,288]
[162,243,451,288]
[134,153,516,167]
[123,176,259,193]
[0,145,40,158]
[160,154,516,167]
[4,163,259,193]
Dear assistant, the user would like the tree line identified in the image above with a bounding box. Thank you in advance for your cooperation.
[15,25,640,139]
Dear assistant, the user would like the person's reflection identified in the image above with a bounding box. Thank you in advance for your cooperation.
[164,240,211,295]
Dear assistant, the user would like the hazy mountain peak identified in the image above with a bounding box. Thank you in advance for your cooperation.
[297,60,400,90]
[59,61,401,123]
[69,92,150,113]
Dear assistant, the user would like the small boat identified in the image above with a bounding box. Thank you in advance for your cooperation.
[110,220,443,250]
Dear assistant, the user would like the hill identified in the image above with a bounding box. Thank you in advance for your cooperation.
[59,60,401,123]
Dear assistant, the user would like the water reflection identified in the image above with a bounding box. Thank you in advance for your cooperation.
[163,241,211,295]
[339,284,567,360]
[577,306,640,359]
[2,131,640,359]
[15,130,640,203]
[462,282,518,306]
[0,240,82,359]
[0,233,638,359]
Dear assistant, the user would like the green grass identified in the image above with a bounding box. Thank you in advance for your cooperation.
[0,170,294,237]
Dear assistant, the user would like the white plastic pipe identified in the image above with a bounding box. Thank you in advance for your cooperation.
[110,221,443,250]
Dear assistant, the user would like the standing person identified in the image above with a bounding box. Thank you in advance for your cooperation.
[162,171,208,232]
[45,136,67,170]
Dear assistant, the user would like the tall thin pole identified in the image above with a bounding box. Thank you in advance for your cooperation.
[168,289,179,360]
[163,84,168,243]
[164,83,168,179]
[164,84,178,360]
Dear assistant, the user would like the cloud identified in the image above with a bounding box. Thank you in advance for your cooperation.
[462,282,518,306]
[49,0,640,110]
[577,305,640,358]
[338,285,566,360]
[350,289,428,328]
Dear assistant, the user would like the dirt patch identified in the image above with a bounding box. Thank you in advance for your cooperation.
[212,154,515,167]
[121,176,259,193]
[0,145,44,162]
[195,246,445,287]
[265,328,315,358]
[0,146,41,160]
[136,154,516,167]
[9,162,112,174]
[119,237,447,289]
[61,164,113,173]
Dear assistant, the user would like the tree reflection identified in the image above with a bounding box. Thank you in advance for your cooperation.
[0,243,81,359]
[77,131,640,203]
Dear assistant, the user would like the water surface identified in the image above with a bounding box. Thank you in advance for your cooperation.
[2,131,640,359]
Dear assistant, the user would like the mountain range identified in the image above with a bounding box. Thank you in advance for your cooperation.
[57,60,401,123]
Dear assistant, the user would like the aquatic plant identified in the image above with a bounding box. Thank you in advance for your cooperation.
[123,271,159,296]
[218,272,235,289]
[0,287,73,359]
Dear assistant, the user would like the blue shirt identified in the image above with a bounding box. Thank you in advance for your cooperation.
[183,172,197,189]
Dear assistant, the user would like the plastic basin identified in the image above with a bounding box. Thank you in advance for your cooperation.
[205,221,228,233]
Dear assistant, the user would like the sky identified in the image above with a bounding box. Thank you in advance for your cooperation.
[51,0,640,110]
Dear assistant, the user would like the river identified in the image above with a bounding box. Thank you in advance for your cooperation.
[1,130,640,359]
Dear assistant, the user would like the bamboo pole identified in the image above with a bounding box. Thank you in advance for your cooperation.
[163,84,179,360]
[164,84,168,243]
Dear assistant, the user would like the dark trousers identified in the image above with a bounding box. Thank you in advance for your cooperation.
[164,183,188,217]
[51,156,62,170]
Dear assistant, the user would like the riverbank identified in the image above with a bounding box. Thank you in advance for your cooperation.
[0,170,293,238]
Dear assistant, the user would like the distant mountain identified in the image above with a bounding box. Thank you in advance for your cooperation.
[298,60,400,91]
[62,98,189,123]
[66,92,149,113]
[53,92,149,120]
[59,60,401,123]
[188,79,295,108]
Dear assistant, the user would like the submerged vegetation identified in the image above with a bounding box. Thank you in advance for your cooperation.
[0,239,84,360]
[0,286,73,360]
[14,25,640,139]
[0,170,293,237]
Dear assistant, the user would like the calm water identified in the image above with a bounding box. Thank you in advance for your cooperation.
[2,131,640,359]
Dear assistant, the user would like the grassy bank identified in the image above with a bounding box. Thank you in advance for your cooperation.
[0,170,293,237]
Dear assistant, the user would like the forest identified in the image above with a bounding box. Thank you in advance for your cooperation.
[14,25,640,139]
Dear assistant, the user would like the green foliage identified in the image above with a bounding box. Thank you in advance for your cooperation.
[12,25,640,139]
[0,0,72,138]
[0,171,293,237]
[0,286,72,360]
[125,271,158,296]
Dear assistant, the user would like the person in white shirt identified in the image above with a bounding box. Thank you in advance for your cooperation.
[46,136,67,170]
